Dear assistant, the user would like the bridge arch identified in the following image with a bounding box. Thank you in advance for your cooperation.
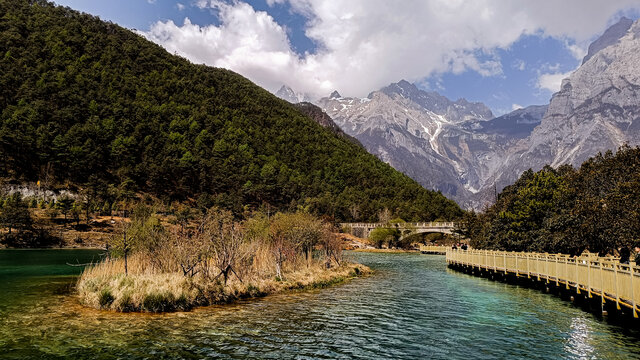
[340,222,457,240]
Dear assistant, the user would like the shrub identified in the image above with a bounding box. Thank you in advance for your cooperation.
[98,289,115,308]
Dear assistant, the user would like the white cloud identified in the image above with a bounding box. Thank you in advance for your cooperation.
[512,103,524,111]
[266,0,287,6]
[565,42,588,61]
[537,70,573,93]
[176,3,185,11]
[143,0,640,98]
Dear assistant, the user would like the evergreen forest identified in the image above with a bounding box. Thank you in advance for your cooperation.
[0,0,462,222]
[462,146,640,256]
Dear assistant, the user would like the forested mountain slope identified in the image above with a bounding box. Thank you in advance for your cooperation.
[0,0,462,221]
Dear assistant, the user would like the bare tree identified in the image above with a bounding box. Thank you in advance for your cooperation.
[200,208,246,285]
[321,223,343,267]
[349,204,360,221]
[288,213,323,267]
[167,225,205,278]
[110,222,132,275]
[378,207,391,224]
[268,214,297,279]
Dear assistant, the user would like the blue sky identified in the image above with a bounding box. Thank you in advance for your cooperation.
[54,0,640,115]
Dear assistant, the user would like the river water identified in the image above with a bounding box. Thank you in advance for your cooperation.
[1,250,639,359]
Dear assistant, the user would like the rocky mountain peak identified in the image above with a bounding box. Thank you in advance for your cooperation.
[381,79,418,96]
[275,84,312,103]
[377,80,493,122]
[329,90,342,99]
[276,85,297,103]
[582,17,633,64]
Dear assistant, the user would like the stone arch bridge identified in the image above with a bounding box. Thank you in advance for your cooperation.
[340,222,457,239]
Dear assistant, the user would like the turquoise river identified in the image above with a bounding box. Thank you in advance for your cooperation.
[1,249,640,359]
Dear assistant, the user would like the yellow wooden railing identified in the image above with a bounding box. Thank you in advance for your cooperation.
[419,245,448,253]
[341,222,456,229]
[446,249,639,317]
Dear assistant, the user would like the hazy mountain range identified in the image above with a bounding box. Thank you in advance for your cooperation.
[277,17,640,209]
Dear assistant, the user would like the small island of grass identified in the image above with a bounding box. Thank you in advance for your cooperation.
[76,207,370,312]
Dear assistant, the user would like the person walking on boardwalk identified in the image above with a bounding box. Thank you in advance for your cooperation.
[619,247,630,264]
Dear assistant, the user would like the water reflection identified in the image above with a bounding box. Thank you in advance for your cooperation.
[1,251,639,359]
[565,316,595,359]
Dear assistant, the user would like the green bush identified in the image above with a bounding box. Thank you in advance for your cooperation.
[369,227,400,248]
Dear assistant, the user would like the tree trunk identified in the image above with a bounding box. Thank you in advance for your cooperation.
[275,258,282,279]
[123,232,128,275]
[222,265,230,286]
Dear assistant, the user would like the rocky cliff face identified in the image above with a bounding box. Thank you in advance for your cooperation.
[316,80,542,207]
[491,18,640,198]
[582,17,633,64]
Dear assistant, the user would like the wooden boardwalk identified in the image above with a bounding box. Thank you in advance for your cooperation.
[446,249,639,318]
[419,245,447,254]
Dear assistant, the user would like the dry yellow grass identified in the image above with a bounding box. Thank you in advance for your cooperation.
[77,254,370,312]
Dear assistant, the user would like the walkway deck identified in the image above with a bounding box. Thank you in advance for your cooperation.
[419,245,448,254]
[446,249,639,318]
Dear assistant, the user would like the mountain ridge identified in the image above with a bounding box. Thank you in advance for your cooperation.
[307,17,640,209]
[314,79,546,207]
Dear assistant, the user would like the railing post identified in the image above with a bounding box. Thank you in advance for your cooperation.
[565,256,570,290]
[485,251,488,271]
[503,252,507,274]
[614,263,621,310]
[600,261,605,305]
[575,256,580,294]
[554,256,558,286]
[587,258,592,298]
[493,251,496,271]
[631,265,638,318]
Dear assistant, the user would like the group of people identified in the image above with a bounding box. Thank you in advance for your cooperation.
[452,243,468,250]
[618,246,640,265]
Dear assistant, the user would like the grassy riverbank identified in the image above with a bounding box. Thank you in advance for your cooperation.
[75,207,371,312]
[77,255,370,312]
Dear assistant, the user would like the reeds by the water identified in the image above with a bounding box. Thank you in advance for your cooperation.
[77,209,370,312]
[77,254,369,312]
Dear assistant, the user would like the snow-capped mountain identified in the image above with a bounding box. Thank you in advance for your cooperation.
[275,85,311,104]
[316,17,640,208]
[317,80,514,206]
[283,17,640,209]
